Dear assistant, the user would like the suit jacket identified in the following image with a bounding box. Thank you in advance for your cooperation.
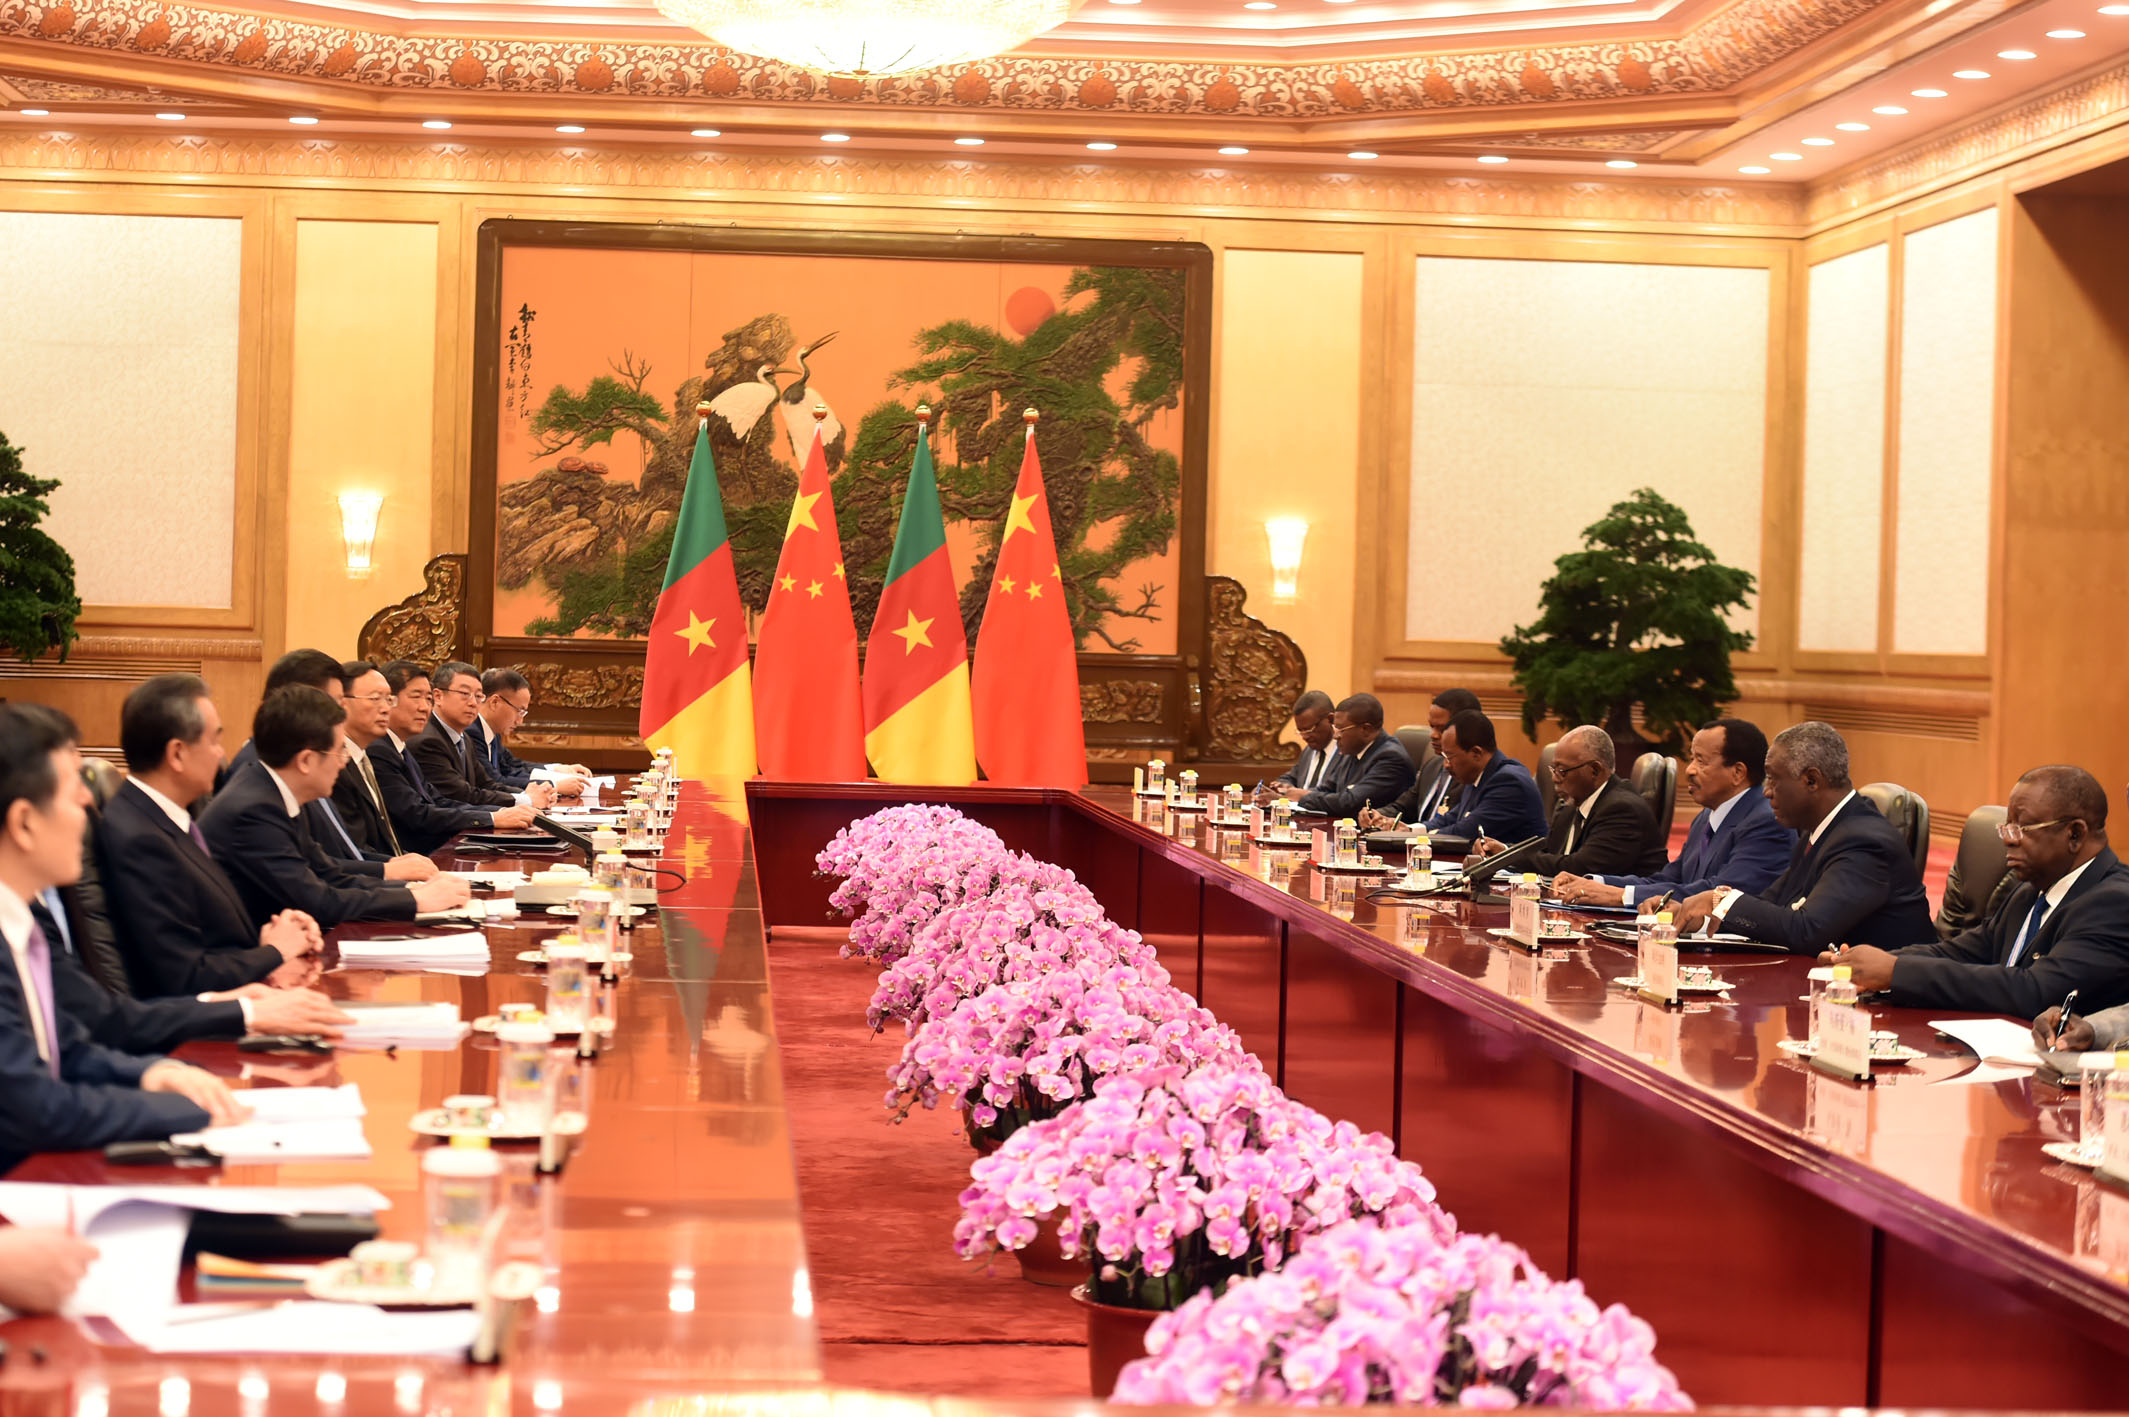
[34,890,246,1054]
[197,761,416,931]
[97,779,284,994]
[1886,849,2129,1015]
[1275,744,1340,794]
[0,918,211,1177]
[306,794,390,868]
[411,717,517,808]
[469,716,539,791]
[1523,777,1669,878]
[1598,788,1795,904]
[1720,793,1935,955]
[369,735,491,855]
[1297,734,1416,819]
[2087,1003,2129,1051]
[330,755,404,859]
[1424,752,1548,844]
[1384,755,1453,825]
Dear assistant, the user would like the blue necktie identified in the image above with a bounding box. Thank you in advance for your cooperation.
[36,889,72,958]
[313,799,364,860]
[2005,894,2050,968]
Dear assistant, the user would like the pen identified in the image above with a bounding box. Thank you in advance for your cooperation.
[2054,987,2081,1049]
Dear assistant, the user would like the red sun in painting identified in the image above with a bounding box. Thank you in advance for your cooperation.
[1005,285,1056,336]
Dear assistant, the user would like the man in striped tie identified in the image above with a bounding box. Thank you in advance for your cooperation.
[0,704,246,1173]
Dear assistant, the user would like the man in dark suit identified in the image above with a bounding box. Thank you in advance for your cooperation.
[0,704,244,1174]
[1264,690,1338,800]
[218,647,342,791]
[1674,721,1932,953]
[201,687,471,931]
[329,660,450,883]
[1476,725,1666,878]
[1554,718,1794,907]
[1834,766,2129,1015]
[470,667,587,796]
[369,662,539,855]
[413,662,557,813]
[1421,709,1548,844]
[1363,688,1481,829]
[1288,694,1415,819]
[99,674,325,995]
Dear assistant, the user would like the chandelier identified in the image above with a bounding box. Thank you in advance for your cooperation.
[657,0,1081,78]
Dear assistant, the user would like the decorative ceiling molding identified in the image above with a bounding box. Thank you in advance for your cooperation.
[0,128,1805,227]
[0,0,1893,113]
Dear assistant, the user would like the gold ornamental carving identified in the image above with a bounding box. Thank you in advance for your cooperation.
[1199,575,1305,761]
[1081,679,1165,725]
[357,553,467,666]
[500,661,646,711]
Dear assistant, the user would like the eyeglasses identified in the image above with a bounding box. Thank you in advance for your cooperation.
[441,686,485,704]
[496,697,532,718]
[1998,817,2078,844]
[342,692,397,707]
[1549,759,1598,780]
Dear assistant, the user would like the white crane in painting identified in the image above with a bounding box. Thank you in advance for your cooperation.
[706,361,794,441]
[776,332,846,470]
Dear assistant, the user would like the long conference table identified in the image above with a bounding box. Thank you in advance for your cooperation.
[6,776,2129,1416]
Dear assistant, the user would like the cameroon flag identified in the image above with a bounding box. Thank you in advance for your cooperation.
[972,418,1085,786]
[861,411,975,784]
[640,411,756,777]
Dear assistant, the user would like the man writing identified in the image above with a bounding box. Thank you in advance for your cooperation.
[1553,718,1793,907]
[1833,766,2129,1014]
[1362,688,1479,829]
[1259,691,1337,803]
[1283,694,1414,819]
[1416,709,1547,844]
[1470,725,1665,877]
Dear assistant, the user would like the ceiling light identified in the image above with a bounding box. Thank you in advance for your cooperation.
[1836,121,1870,131]
[2047,28,2086,36]
[1107,0,1139,5]
[1873,105,1909,114]
[289,115,320,125]
[1347,150,1378,159]
[19,108,49,116]
[1243,1,1276,7]
[691,128,722,137]
[1218,145,1249,155]
[1952,69,1991,79]
[659,0,1079,75]
[421,119,452,129]
[1739,165,1771,174]
[1997,48,2037,58]
[1771,151,1803,160]
[1801,137,1834,146]
[954,136,984,145]
[1605,159,1637,168]
[2102,5,2129,14]
[1476,154,1508,163]
[821,131,851,142]
[556,124,585,133]
[1912,87,1949,97]
[155,112,185,121]
[1086,140,1117,150]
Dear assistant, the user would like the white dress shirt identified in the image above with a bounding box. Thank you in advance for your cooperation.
[266,766,304,818]
[1714,789,1858,922]
[2005,853,2100,966]
[0,881,54,1067]
[130,776,196,833]
[1599,785,1747,905]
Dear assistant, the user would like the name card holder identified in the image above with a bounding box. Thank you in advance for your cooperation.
[1310,827,1330,867]
[1506,890,1543,952]
[1133,767,1145,794]
[2099,1077,2129,1191]
[1635,935,1679,1007]
[1812,997,1874,1083]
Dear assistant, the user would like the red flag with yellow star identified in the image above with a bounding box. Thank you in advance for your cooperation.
[972,415,1085,786]
[753,416,866,779]
[641,410,756,777]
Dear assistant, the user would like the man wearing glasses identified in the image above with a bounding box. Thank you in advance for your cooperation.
[411,662,559,813]
[1468,724,1666,878]
[1831,765,2129,1015]
[469,668,588,798]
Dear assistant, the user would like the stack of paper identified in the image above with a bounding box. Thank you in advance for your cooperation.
[335,1000,468,1050]
[176,1084,372,1162]
[414,900,517,926]
[1933,1017,2044,1067]
[449,869,529,890]
[111,1301,480,1356]
[537,769,615,788]
[338,930,491,973]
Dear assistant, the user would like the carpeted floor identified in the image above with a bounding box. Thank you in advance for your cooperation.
[767,932,1089,1398]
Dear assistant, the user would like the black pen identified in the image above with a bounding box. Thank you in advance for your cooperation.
[2054,987,2081,1049]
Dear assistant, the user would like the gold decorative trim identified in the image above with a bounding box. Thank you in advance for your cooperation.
[0,131,1806,228]
[69,634,263,659]
[0,0,1891,114]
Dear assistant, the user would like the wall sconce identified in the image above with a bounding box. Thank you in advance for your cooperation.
[338,492,383,578]
[1264,517,1309,603]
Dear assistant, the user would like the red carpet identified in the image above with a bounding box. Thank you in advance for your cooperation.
[767,931,1089,1398]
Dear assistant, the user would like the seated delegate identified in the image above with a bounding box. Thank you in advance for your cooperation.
[1412,709,1547,845]
[1362,687,1479,828]
[1278,693,1415,819]
[1470,724,1664,878]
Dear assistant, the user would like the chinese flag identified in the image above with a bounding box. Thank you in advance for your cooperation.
[753,419,867,779]
[972,417,1086,787]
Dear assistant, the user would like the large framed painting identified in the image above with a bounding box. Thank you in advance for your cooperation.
[444,219,1287,777]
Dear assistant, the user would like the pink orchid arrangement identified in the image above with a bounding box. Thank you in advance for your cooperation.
[814,805,1010,964]
[866,864,1138,1033]
[887,963,1246,1147]
[955,1064,1453,1311]
[1113,1220,1691,1410]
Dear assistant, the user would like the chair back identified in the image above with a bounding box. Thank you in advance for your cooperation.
[1858,781,1932,876]
[1631,753,1678,831]
[1394,725,1433,770]
[1936,805,2012,938]
[81,756,127,810]
[1537,741,1558,822]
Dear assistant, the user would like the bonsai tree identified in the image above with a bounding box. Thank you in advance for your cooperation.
[1499,488,1753,760]
[0,432,79,662]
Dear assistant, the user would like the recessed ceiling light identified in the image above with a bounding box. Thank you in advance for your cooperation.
[1912,87,1949,97]
[19,108,49,116]
[1476,154,1509,163]
[1875,106,1911,116]
[1801,137,1834,146]
[1997,48,2037,58]
[421,119,452,129]
[1605,159,1637,168]
[155,112,185,121]
[1244,1,1276,8]
[1347,150,1378,159]
[821,131,850,142]
[1836,121,1870,131]
[289,115,319,125]
[1107,0,1139,5]
[954,136,985,145]
[2102,5,2129,15]
[1739,165,1772,174]
[691,128,721,137]
[1218,145,1249,155]
[556,124,585,134]
[2047,28,2087,37]
[1771,151,1804,160]
[1086,141,1117,150]
[1952,69,1991,79]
